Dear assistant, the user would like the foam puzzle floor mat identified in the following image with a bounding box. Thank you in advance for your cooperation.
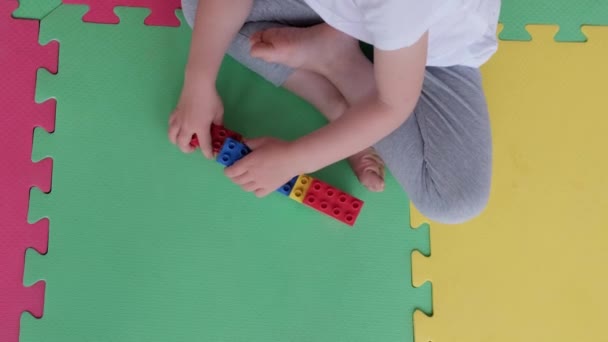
[413,25,608,342]
[15,5,431,341]
[4,1,608,341]
[0,1,55,341]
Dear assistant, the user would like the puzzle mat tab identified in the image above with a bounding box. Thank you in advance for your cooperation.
[498,0,608,41]
[12,0,180,25]
[20,5,431,341]
[413,25,608,342]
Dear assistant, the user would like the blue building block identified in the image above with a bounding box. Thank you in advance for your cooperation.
[277,176,298,196]
[216,138,251,167]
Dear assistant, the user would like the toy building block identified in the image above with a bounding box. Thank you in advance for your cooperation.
[211,124,243,153]
[289,175,313,203]
[216,138,250,167]
[190,124,243,154]
[189,135,199,148]
[277,176,298,196]
[302,179,364,226]
[188,123,365,225]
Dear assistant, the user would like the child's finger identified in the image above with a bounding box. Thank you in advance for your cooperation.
[168,119,180,145]
[254,188,271,198]
[241,181,259,193]
[176,129,195,153]
[243,137,269,149]
[212,112,223,126]
[230,170,253,185]
[195,129,213,159]
[224,158,249,179]
[189,134,199,148]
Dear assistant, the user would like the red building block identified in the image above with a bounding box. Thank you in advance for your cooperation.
[62,0,182,26]
[190,124,243,154]
[302,179,364,226]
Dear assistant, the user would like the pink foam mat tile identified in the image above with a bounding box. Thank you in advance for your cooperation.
[0,1,57,341]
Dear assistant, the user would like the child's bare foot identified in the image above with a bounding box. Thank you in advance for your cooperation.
[251,24,385,192]
[348,147,385,192]
[249,23,361,75]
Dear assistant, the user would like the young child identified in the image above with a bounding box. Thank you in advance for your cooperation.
[170,0,500,224]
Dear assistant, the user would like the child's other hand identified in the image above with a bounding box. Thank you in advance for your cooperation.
[224,137,303,198]
[168,83,223,159]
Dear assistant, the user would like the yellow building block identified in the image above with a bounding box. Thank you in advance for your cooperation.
[413,25,608,342]
[289,174,313,203]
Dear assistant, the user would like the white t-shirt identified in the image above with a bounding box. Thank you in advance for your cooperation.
[303,0,501,68]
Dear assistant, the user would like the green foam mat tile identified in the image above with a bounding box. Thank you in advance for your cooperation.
[499,0,608,41]
[21,5,431,341]
[12,0,62,20]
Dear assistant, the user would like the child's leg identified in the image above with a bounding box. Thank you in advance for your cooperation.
[282,70,385,192]
[374,66,492,224]
[244,24,492,224]
[181,0,386,192]
[181,0,322,87]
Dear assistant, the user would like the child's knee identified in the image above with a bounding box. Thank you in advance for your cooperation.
[324,93,348,119]
[413,177,491,225]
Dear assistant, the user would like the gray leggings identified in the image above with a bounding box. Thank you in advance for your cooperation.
[182,0,493,224]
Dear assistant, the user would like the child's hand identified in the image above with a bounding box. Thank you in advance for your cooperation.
[224,137,303,198]
[168,83,223,159]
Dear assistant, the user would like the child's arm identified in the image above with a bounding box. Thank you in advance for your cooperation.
[169,0,254,158]
[224,33,428,197]
[185,0,253,85]
[290,33,429,174]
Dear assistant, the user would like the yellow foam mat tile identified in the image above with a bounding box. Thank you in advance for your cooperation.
[413,25,608,341]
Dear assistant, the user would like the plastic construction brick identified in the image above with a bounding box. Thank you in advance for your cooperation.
[288,175,313,203]
[277,176,298,196]
[62,0,182,26]
[498,0,608,41]
[216,138,251,167]
[0,1,56,341]
[211,124,244,153]
[302,179,364,226]
[190,124,243,154]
